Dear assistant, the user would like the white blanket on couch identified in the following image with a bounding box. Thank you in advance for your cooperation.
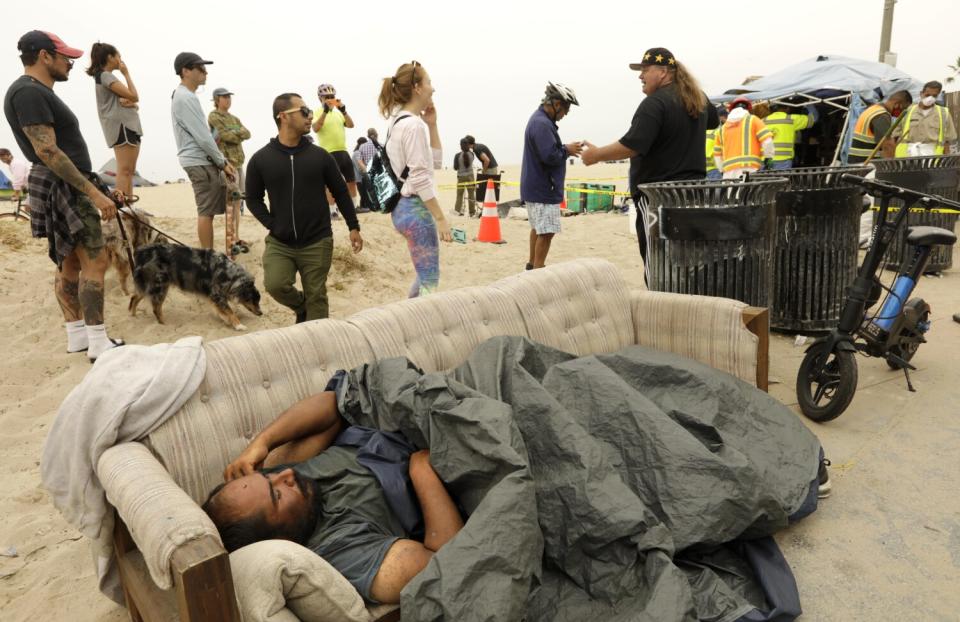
[40,336,206,602]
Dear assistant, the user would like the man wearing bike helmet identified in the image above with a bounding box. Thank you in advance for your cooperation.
[312,83,358,216]
[520,82,583,270]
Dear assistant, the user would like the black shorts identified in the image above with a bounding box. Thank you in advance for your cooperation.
[330,150,356,183]
[112,125,141,147]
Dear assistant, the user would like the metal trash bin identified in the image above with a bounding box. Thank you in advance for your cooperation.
[872,155,960,272]
[754,166,872,332]
[637,178,785,307]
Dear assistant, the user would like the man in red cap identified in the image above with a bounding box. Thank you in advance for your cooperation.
[581,47,718,280]
[3,31,125,361]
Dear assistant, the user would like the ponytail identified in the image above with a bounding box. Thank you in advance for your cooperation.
[86,42,118,78]
[378,61,426,118]
[671,61,707,119]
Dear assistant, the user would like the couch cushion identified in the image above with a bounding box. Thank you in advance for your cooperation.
[630,290,758,386]
[230,539,379,622]
[346,286,528,372]
[489,258,634,356]
[145,320,375,503]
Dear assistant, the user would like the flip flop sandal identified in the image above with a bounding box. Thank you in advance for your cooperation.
[88,338,126,364]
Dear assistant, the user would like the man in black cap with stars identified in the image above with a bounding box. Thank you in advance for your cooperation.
[582,47,717,280]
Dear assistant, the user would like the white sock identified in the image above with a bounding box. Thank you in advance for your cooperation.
[66,320,87,353]
[86,324,119,360]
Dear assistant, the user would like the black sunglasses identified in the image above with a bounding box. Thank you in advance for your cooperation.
[278,106,313,119]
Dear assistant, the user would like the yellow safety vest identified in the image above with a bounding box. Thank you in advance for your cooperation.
[705,128,718,172]
[764,111,813,162]
[894,104,946,157]
[849,104,889,160]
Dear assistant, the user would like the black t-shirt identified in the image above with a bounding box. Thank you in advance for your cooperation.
[3,75,92,172]
[620,83,718,200]
[473,143,498,169]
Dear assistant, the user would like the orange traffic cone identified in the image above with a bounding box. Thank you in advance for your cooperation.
[476,179,506,244]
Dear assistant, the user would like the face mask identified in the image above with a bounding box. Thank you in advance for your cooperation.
[921,96,936,107]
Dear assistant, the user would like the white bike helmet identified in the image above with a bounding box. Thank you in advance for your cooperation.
[317,83,336,98]
[544,82,579,106]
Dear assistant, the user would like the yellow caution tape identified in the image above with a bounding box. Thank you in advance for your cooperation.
[439,178,629,197]
[870,205,960,215]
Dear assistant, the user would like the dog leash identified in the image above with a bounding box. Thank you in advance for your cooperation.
[113,195,138,270]
[112,194,191,248]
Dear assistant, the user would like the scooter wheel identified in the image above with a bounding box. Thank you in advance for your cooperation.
[796,346,858,422]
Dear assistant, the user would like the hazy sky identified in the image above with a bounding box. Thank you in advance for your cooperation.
[2,0,958,181]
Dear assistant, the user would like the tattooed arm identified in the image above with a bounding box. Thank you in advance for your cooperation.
[23,124,117,220]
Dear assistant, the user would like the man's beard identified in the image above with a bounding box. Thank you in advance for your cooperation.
[288,470,321,544]
[258,465,321,544]
[52,68,69,82]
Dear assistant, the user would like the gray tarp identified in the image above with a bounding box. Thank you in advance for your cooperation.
[335,336,821,621]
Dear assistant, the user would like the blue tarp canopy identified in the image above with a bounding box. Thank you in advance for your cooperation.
[710,54,924,108]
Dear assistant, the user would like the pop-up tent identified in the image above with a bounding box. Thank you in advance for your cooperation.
[712,54,923,107]
[96,158,156,188]
[711,55,925,164]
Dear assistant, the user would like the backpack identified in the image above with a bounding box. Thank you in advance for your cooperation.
[367,114,413,213]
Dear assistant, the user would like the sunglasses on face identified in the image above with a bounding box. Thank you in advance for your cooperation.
[188,65,207,74]
[277,106,312,119]
[44,50,74,68]
[321,94,337,100]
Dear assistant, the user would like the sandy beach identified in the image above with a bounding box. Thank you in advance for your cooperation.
[2,162,959,621]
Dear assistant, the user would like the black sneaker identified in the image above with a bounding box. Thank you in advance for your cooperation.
[525,263,534,271]
[818,458,832,499]
[295,309,307,324]
[953,313,960,323]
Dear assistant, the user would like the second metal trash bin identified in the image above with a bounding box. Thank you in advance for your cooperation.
[755,166,871,332]
[872,155,960,272]
[637,178,785,307]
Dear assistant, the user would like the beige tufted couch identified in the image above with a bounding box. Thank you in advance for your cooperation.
[96,258,768,622]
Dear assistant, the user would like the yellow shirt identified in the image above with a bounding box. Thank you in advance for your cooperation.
[313,107,347,153]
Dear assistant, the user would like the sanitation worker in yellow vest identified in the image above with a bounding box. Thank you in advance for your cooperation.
[763,100,818,170]
[892,81,956,157]
[847,90,912,163]
[705,106,727,179]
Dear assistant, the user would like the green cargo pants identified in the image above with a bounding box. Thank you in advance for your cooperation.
[262,235,334,320]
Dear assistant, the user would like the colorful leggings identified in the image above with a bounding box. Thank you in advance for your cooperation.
[392,196,439,297]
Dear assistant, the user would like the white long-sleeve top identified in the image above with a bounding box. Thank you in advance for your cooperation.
[386,112,442,201]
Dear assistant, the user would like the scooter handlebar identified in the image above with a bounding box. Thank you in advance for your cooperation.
[840,173,960,211]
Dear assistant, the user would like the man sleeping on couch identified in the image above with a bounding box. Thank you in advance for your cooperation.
[202,386,464,606]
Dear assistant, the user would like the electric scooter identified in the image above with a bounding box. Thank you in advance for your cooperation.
[795,173,960,422]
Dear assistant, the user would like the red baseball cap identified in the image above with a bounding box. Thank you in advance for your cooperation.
[17,30,84,59]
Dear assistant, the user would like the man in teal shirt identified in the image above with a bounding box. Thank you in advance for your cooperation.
[312,83,357,215]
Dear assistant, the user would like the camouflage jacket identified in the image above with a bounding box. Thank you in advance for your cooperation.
[208,110,251,166]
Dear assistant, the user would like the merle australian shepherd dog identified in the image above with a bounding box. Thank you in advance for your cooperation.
[130,244,263,331]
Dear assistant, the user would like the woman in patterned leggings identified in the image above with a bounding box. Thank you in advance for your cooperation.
[378,61,451,297]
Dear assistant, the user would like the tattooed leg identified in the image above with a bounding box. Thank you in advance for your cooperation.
[76,244,109,326]
[79,278,105,326]
[55,270,82,322]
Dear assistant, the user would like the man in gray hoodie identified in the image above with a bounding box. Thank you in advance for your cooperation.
[171,52,237,249]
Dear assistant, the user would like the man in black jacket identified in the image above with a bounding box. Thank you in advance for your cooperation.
[246,92,363,323]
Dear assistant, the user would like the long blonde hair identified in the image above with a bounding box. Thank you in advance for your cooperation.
[378,62,426,118]
[670,61,707,119]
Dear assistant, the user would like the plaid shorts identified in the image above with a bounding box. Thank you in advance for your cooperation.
[527,202,561,234]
